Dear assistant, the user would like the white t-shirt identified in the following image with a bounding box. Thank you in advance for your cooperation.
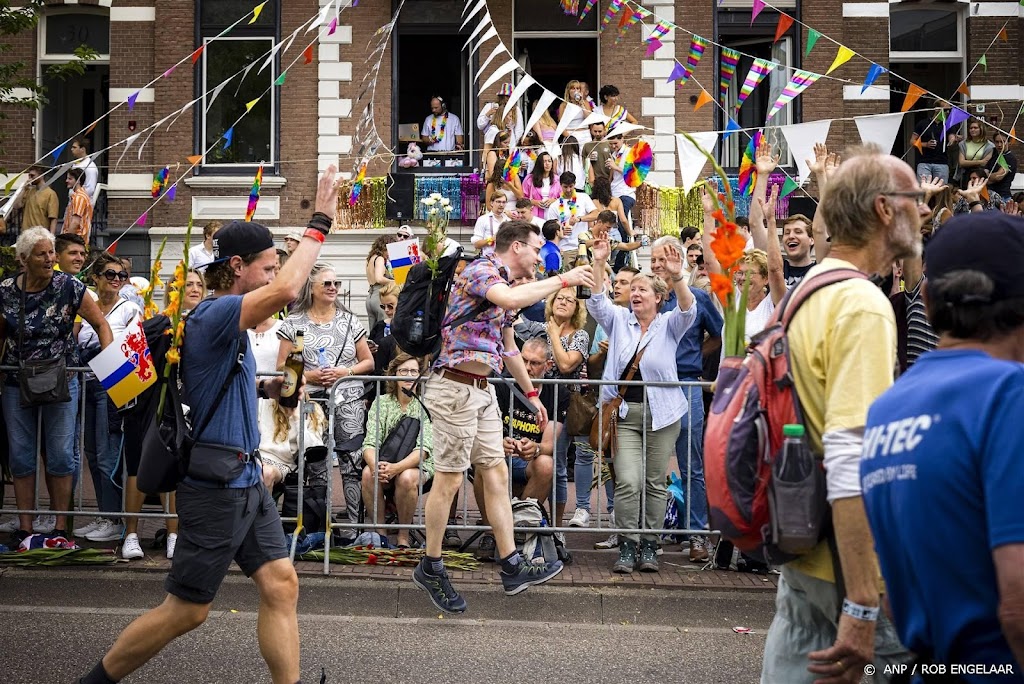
[73,156,99,199]
[544,192,596,249]
[78,299,142,359]
[188,243,215,269]
[472,212,506,255]
[248,319,283,376]
[609,147,635,200]
[422,112,464,152]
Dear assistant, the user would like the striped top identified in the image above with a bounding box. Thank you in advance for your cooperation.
[63,186,93,245]
[905,277,938,367]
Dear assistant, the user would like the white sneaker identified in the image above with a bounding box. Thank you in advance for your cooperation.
[166,533,177,560]
[121,533,144,560]
[73,519,102,537]
[568,508,591,528]
[0,518,19,533]
[86,519,125,542]
[32,515,56,534]
[594,534,619,549]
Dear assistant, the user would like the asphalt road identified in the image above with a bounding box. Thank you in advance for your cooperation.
[0,569,775,684]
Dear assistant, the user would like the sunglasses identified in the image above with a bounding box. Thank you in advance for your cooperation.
[101,270,130,282]
[318,280,341,289]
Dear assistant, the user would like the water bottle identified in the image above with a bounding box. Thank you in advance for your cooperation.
[383,322,391,338]
[769,424,827,557]
[409,310,424,346]
[317,347,328,369]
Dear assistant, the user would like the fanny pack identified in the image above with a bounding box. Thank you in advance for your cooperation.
[187,443,257,484]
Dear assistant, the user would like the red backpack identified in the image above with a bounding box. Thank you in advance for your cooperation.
[704,269,866,564]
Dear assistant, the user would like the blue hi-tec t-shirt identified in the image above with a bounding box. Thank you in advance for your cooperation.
[862,350,1024,681]
[182,296,260,488]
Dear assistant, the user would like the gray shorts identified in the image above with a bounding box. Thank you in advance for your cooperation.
[165,480,288,604]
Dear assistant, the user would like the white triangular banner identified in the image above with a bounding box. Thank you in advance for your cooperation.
[504,75,535,121]
[205,82,228,113]
[607,122,644,139]
[115,133,142,170]
[462,0,487,28]
[470,26,497,57]
[579,110,606,128]
[779,119,833,184]
[480,58,518,95]
[675,132,719,194]
[523,90,557,139]
[235,62,256,97]
[477,44,505,82]
[463,15,491,50]
[854,111,905,157]
[307,1,334,33]
[554,103,582,142]
[259,39,284,74]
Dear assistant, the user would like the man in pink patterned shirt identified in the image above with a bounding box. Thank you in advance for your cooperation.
[413,220,595,614]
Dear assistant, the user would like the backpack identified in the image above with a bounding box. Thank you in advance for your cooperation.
[511,497,571,566]
[704,269,866,564]
[390,248,489,358]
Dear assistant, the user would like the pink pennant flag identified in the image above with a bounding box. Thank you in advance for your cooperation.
[133,212,148,227]
[163,65,177,79]
[766,69,821,120]
[751,0,766,23]
[327,17,338,35]
[645,38,663,57]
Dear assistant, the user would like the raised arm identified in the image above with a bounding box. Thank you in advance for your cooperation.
[760,185,786,305]
[749,139,779,252]
[699,185,723,276]
[809,145,840,261]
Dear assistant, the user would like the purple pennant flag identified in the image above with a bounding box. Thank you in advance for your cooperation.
[723,118,742,140]
[165,184,177,202]
[133,212,148,227]
[861,64,886,94]
[944,106,970,132]
[645,38,662,58]
[751,0,766,23]
[667,62,687,84]
[127,91,139,111]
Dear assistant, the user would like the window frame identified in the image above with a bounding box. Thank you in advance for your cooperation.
[38,7,111,63]
[889,4,965,62]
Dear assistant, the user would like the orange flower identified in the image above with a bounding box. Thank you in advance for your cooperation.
[710,230,747,270]
[709,272,733,306]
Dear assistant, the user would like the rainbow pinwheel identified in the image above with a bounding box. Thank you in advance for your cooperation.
[622,141,652,188]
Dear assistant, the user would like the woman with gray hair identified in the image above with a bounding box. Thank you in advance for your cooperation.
[277,263,374,528]
[0,227,112,543]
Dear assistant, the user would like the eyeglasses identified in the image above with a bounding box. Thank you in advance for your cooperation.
[882,191,928,206]
[318,280,341,289]
[554,295,577,305]
[394,368,420,377]
[515,241,541,256]
[101,270,130,282]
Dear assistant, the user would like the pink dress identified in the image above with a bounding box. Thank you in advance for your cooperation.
[521,175,559,219]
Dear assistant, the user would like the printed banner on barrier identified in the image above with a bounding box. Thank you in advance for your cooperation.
[88,316,157,408]
[387,238,423,286]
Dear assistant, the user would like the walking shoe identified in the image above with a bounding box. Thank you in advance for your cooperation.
[637,538,659,573]
[121,533,144,560]
[73,519,102,537]
[567,508,591,528]
[689,535,709,563]
[500,559,563,596]
[412,560,467,614]
[86,520,125,542]
[32,515,56,534]
[443,527,462,549]
[594,534,619,550]
[612,539,637,573]
[166,533,178,560]
[0,518,19,533]
[474,533,496,562]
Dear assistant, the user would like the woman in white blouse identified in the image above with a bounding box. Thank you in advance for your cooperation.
[477,83,523,163]
[558,80,594,145]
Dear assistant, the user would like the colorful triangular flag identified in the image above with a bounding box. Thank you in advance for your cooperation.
[996,154,1010,171]
[275,72,287,86]
[722,117,742,140]
[191,45,205,65]
[163,65,177,79]
[719,47,741,104]
[861,64,885,94]
[751,0,765,23]
[826,46,855,75]
[944,106,970,132]
[327,17,338,35]
[736,58,776,111]
[165,184,177,202]
[222,127,234,150]
[4,173,21,193]
[767,69,821,120]
[998,27,1008,42]
[250,1,268,23]
[805,29,821,57]
[303,44,314,64]
[779,176,799,198]
[901,84,927,112]
[678,36,710,86]
[187,154,203,165]
[645,38,662,57]
[694,89,714,112]
[978,54,987,72]
[50,141,68,162]
[774,14,794,43]
[912,137,924,154]
[600,0,624,31]
[85,120,98,135]
[245,98,260,112]
[667,62,688,83]
[956,82,971,99]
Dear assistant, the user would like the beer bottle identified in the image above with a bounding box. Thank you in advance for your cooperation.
[279,330,305,408]
[576,248,591,300]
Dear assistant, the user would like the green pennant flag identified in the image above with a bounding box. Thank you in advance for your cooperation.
[996,154,1010,171]
[978,54,987,72]
[938,109,946,123]
[4,173,21,193]
[780,177,799,198]
[805,29,821,57]
[274,71,287,86]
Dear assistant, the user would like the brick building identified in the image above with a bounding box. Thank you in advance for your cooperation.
[0,0,1021,279]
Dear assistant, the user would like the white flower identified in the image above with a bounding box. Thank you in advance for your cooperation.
[429,207,438,215]
[439,197,450,207]
[422,198,436,206]
[430,192,443,200]
[443,205,453,212]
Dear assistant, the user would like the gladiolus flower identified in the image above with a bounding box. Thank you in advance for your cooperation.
[709,272,734,306]
[165,348,180,365]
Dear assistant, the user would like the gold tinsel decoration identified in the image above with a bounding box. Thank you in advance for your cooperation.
[335,177,388,229]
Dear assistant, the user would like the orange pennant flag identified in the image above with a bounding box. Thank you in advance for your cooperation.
[1011,126,1017,140]
[191,45,205,65]
[85,120,98,135]
[980,186,990,202]
[774,14,795,43]
[694,89,714,112]
[956,83,971,99]
[998,27,1008,42]
[187,154,203,165]
[912,138,924,154]
[303,45,314,65]
[901,84,927,112]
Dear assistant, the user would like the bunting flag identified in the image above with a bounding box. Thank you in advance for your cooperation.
[805,29,821,57]
[304,44,314,64]
[861,64,886,94]
[560,0,579,15]
[944,106,970,132]
[719,48,741,104]
[854,112,904,155]
[151,166,169,198]
[4,173,21,193]
[328,16,338,35]
[127,91,140,111]
[347,160,365,207]
[191,45,205,65]
[912,137,924,154]
[615,6,635,43]
[675,132,719,193]
[901,83,927,112]
[667,62,688,84]
[275,71,287,86]
[250,1,267,23]
[187,154,203,166]
[781,119,833,182]
[554,103,583,141]
[649,21,671,42]
[736,58,775,111]
[722,117,742,140]
[694,89,714,112]
[49,141,68,162]
[774,14,794,43]
[307,1,334,33]
[766,69,820,120]
[680,36,710,85]
[996,154,1010,171]
[737,131,761,196]
[245,97,261,112]
[504,75,536,121]
[165,184,177,202]
[163,65,177,79]
[246,164,264,219]
[205,82,228,113]
[523,90,556,137]
[133,212,148,227]
[645,39,662,57]
[978,54,987,72]
[956,82,971,99]
[998,27,1008,42]
[578,0,597,22]
[85,120,98,135]
[826,46,855,75]
[222,127,234,150]
[751,0,765,23]
[779,177,799,198]
[601,0,624,31]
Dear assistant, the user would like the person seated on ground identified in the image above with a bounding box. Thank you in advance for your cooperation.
[473,337,559,561]
[360,353,434,548]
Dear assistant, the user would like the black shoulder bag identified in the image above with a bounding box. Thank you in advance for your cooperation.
[16,275,71,408]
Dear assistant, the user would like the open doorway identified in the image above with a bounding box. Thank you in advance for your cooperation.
[514,37,598,121]
[395,33,468,157]
[889,61,963,160]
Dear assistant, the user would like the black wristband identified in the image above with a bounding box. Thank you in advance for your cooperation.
[968,201,983,209]
[257,379,268,399]
[308,212,332,235]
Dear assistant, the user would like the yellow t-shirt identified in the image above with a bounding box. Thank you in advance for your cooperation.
[784,258,896,583]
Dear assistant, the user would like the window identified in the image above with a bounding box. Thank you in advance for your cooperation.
[890,7,962,59]
[44,12,110,57]
[198,1,277,167]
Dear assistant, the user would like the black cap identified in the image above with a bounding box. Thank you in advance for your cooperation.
[924,213,1024,302]
[210,221,275,264]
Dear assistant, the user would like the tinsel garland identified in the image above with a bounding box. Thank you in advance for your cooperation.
[460,175,485,222]
[335,177,387,229]
[414,175,463,221]
[707,174,792,220]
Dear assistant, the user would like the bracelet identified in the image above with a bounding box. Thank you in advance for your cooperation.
[303,228,326,244]
[560,276,570,290]
[307,211,333,235]
[526,389,540,399]
[968,201,983,209]
[841,599,880,622]
[257,379,268,399]
[671,275,686,283]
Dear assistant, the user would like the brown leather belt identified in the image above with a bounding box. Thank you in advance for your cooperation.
[439,368,490,390]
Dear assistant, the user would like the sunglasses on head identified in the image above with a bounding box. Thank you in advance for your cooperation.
[101,269,130,282]
[318,280,341,289]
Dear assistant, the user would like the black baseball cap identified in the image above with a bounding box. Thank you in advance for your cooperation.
[210,221,276,264]
[925,213,1024,302]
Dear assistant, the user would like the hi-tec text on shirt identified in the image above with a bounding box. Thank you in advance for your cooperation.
[862,414,940,460]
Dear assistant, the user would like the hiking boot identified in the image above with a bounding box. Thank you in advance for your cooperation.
[412,560,467,614]
[594,534,619,550]
[637,538,659,572]
[568,508,591,527]
[612,538,637,573]
[689,535,709,563]
[443,527,462,549]
[500,559,563,596]
[475,533,496,562]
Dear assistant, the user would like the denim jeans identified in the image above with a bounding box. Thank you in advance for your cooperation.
[572,440,614,513]
[618,194,636,231]
[2,374,80,478]
[915,162,949,184]
[554,429,569,506]
[83,377,124,517]
[674,383,708,531]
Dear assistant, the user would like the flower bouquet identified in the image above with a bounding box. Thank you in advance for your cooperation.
[419,192,454,278]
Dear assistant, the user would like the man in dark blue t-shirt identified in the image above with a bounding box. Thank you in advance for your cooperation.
[862,214,1024,681]
[78,168,342,684]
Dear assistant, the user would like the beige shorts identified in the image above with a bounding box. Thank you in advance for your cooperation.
[422,372,505,473]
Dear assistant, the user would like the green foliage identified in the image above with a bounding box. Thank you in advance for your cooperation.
[0,245,16,279]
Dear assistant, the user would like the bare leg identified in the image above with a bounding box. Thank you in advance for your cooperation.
[521,456,554,505]
[163,492,178,534]
[101,594,210,680]
[252,558,300,684]
[424,471,463,558]
[478,462,516,558]
[48,474,72,531]
[472,473,488,525]
[394,469,421,547]
[13,476,35,531]
[123,476,146,536]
